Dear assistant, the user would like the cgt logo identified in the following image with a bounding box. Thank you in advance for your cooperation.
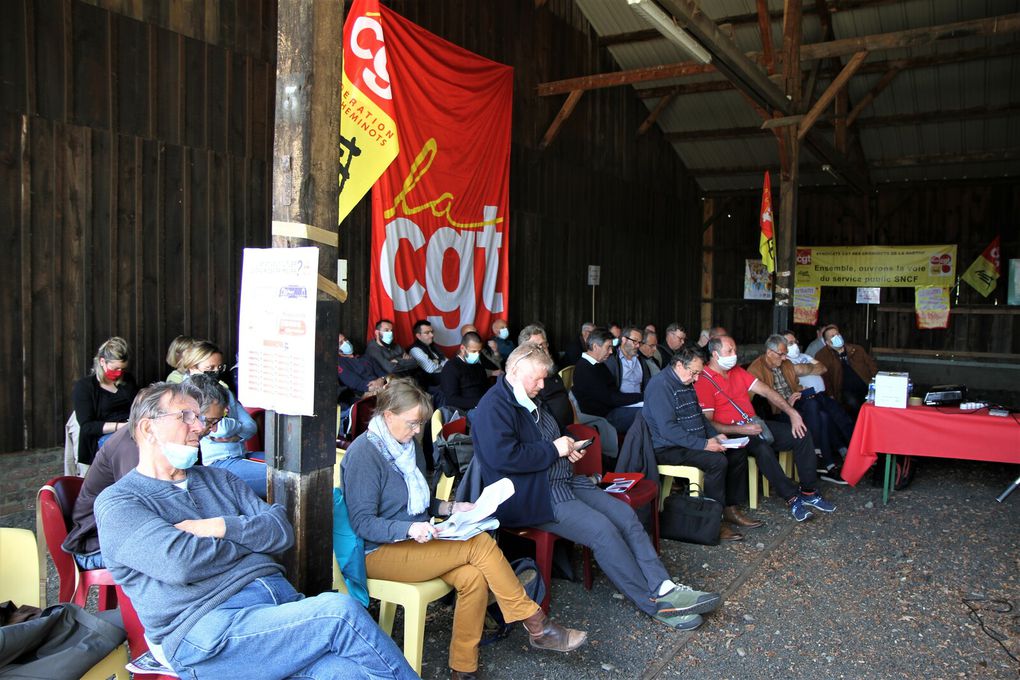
[349,14,392,100]
[928,253,953,276]
[796,249,812,265]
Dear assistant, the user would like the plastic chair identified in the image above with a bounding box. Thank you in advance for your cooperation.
[36,476,118,610]
[0,528,129,680]
[332,556,451,676]
[114,585,178,680]
[748,450,794,509]
[243,406,265,453]
[350,395,377,439]
[335,448,346,489]
[558,365,575,391]
[656,465,705,510]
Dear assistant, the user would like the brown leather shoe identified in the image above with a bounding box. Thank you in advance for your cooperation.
[724,505,764,529]
[719,524,744,541]
[521,608,588,652]
[450,670,478,680]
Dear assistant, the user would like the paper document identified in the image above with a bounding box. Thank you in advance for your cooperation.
[722,437,749,449]
[435,478,515,541]
[624,401,644,408]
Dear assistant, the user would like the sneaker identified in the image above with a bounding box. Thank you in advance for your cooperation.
[801,493,837,513]
[126,651,179,677]
[653,609,704,631]
[790,497,815,522]
[654,585,721,615]
[819,467,849,485]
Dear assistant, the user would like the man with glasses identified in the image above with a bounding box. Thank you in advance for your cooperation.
[658,323,688,365]
[518,324,575,431]
[63,376,223,571]
[643,347,760,542]
[696,336,835,522]
[748,334,851,484]
[95,381,416,679]
[638,329,664,374]
[606,326,653,396]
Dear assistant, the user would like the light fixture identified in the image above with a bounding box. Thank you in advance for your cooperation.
[627,0,712,64]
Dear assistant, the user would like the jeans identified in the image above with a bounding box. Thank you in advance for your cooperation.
[208,456,268,499]
[72,551,105,570]
[605,405,639,434]
[788,394,854,464]
[168,575,415,680]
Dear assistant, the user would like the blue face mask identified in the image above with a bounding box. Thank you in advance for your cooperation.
[465,351,480,364]
[380,331,394,345]
[612,338,620,347]
[339,340,353,355]
[830,334,845,349]
[497,327,509,340]
[162,442,199,470]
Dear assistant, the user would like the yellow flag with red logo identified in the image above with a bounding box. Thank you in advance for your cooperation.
[961,236,1000,297]
[338,0,400,224]
[759,171,775,273]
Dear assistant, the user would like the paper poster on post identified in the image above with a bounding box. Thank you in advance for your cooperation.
[915,287,950,330]
[856,287,880,304]
[1009,259,1020,306]
[238,247,319,415]
[744,259,773,300]
[793,286,821,325]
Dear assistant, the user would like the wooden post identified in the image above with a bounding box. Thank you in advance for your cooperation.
[775,0,802,334]
[267,0,343,595]
[701,198,715,335]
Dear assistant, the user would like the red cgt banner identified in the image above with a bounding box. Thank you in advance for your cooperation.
[367,7,513,352]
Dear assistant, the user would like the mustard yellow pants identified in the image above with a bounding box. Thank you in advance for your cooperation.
[365,532,539,672]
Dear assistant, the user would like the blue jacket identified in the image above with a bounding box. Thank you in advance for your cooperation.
[471,378,561,527]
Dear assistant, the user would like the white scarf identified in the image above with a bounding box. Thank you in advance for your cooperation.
[366,415,430,515]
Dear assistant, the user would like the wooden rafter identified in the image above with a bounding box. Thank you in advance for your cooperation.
[538,90,583,150]
[872,149,1020,168]
[756,0,776,74]
[846,64,903,126]
[798,51,868,140]
[637,91,677,136]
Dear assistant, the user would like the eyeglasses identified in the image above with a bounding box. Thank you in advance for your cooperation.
[203,416,223,429]
[152,410,206,425]
[200,364,227,373]
[402,419,424,431]
[767,349,788,359]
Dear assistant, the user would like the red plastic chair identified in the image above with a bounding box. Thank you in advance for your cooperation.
[115,585,178,680]
[243,406,265,454]
[36,476,118,610]
[337,395,378,450]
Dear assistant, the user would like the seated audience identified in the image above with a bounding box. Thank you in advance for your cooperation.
[164,335,196,383]
[608,322,622,349]
[643,347,760,542]
[696,336,835,522]
[63,376,224,571]
[659,323,687,364]
[365,319,419,376]
[178,341,264,499]
[343,379,587,679]
[440,332,489,413]
[95,382,414,679]
[607,326,653,393]
[409,319,448,385]
[696,329,711,347]
[573,329,643,434]
[72,337,139,470]
[815,324,878,417]
[489,319,516,361]
[518,324,574,432]
[748,335,852,484]
[462,323,503,375]
[472,344,721,630]
[337,331,388,406]
[639,329,664,373]
[562,321,594,367]
[804,323,827,357]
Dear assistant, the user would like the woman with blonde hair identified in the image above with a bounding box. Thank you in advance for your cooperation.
[164,335,196,383]
[72,336,138,467]
[178,340,264,498]
[343,378,587,680]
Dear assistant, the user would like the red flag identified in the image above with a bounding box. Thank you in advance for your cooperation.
[759,171,775,273]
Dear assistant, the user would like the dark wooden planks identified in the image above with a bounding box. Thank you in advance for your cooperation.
[0,114,26,451]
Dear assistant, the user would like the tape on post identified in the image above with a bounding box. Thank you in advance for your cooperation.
[271,220,339,248]
[317,274,348,303]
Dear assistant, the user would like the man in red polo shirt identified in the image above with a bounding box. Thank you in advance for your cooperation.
[694,336,836,522]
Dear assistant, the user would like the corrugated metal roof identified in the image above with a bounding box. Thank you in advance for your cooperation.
[568,0,1020,192]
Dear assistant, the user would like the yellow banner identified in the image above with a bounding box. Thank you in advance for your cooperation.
[915,287,950,330]
[795,245,957,288]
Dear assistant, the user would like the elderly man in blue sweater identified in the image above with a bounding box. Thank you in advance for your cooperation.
[95,382,414,680]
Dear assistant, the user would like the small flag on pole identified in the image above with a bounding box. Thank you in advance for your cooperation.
[961,236,1000,297]
[759,171,775,273]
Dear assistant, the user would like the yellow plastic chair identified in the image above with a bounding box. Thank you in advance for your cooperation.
[332,556,452,676]
[558,365,575,391]
[748,450,794,509]
[656,465,704,510]
[0,528,129,680]
[430,409,444,444]
[335,448,346,488]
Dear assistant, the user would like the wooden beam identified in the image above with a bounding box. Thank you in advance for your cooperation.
[538,62,714,97]
[871,149,1020,168]
[599,28,662,47]
[798,51,868,140]
[665,125,765,142]
[846,64,903,126]
[539,90,583,150]
[762,114,805,129]
[756,0,776,74]
[637,91,677,136]
[857,103,1020,128]
[834,87,848,153]
[775,0,803,332]
[636,80,735,99]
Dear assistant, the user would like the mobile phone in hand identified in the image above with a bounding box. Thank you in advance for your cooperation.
[573,437,595,451]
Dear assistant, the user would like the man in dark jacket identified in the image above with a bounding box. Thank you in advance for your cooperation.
[606,326,653,393]
[572,329,642,433]
[471,344,720,631]
[439,331,489,413]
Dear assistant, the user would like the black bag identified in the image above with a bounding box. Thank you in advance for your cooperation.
[659,485,722,546]
[433,432,474,477]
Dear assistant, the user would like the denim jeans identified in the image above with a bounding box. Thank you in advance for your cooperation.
[208,456,268,499]
[72,551,105,570]
[168,575,416,680]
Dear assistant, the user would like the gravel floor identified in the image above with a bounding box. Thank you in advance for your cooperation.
[3,457,1017,679]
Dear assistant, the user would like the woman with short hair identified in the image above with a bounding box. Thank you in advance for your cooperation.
[72,336,139,468]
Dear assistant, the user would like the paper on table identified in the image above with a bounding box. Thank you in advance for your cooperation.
[435,478,515,540]
[722,437,749,449]
[624,401,644,408]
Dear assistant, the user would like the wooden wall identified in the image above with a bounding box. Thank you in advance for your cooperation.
[706,181,1020,357]
[0,0,276,453]
[336,0,703,353]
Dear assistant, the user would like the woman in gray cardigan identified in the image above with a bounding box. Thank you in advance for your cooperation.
[342,378,586,680]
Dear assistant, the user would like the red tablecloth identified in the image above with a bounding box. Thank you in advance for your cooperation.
[843,404,1020,485]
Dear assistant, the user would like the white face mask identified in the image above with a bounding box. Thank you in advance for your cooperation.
[716,353,738,370]
[465,351,480,365]
[380,330,394,345]
[339,340,353,355]
[787,343,800,359]
[612,337,620,347]
[830,334,845,349]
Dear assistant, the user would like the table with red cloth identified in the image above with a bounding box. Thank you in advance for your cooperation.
[842,403,1020,502]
